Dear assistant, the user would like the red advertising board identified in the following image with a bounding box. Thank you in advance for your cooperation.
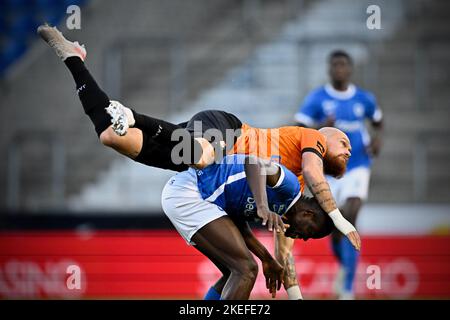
[0,230,449,299]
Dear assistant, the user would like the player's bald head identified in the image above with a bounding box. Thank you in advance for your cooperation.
[319,127,351,178]
[319,127,349,143]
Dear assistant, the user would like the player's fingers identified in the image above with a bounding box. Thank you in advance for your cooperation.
[271,281,276,298]
[261,213,268,226]
[277,275,282,291]
[278,216,287,232]
[348,232,360,251]
[268,213,274,232]
[274,215,282,233]
[348,233,356,248]
[356,233,362,250]
[265,276,270,289]
[353,232,361,251]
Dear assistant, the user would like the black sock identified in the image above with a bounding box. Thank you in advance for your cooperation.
[64,57,111,136]
[132,111,202,164]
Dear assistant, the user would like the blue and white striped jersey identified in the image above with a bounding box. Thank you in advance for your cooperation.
[194,154,301,220]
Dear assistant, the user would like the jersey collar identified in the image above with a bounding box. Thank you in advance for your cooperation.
[324,83,356,100]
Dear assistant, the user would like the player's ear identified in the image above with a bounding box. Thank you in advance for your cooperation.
[302,210,315,219]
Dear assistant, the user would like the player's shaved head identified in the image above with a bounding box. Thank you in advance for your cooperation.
[319,127,351,178]
[319,127,349,142]
[283,196,334,240]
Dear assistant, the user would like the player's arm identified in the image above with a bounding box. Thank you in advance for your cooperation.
[302,152,361,250]
[366,93,384,157]
[274,232,303,299]
[294,91,329,129]
[232,218,284,298]
[368,118,383,157]
[244,155,287,233]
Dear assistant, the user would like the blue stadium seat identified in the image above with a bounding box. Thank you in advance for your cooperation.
[0,38,27,73]
[8,13,37,41]
[0,0,90,77]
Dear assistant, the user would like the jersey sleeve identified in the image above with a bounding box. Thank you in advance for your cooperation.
[299,128,327,160]
[294,90,323,127]
[268,164,301,197]
[364,91,383,123]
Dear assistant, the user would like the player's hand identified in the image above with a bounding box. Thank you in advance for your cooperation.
[367,136,382,157]
[257,207,289,233]
[262,258,284,298]
[322,116,335,127]
[346,230,361,251]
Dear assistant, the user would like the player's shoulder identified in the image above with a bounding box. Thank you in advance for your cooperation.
[298,126,325,138]
[354,86,377,102]
[281,126,325,139]
[307,85,328,99]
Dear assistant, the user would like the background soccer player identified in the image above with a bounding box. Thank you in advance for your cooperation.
[294,50,383,299]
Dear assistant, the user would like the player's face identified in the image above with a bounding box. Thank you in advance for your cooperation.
[283,211,316,241]
[324,135,351,178]
[284,225,314,241]
[329,56,352,83]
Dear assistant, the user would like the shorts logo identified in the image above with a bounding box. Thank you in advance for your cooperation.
[76,84,86,94]
[316,141,325,154]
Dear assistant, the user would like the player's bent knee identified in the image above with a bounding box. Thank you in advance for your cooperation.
[233,258,258,281]
[99,127,119,148]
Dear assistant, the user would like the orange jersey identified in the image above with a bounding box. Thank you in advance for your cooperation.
[230,124,327,191]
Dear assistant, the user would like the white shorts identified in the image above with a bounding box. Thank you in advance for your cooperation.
[326,166,371,207]
[161,168,227,245]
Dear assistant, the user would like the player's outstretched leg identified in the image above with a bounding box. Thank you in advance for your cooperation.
[37,24,112,136]
[338,198,361,300]
[37,24,199,167]
[37,24,143,157]
[331,197,361,300]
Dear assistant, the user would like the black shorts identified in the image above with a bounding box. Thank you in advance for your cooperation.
[134,110,243,172]
[186,110,242,147]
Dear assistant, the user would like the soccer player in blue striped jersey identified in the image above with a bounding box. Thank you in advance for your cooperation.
[295,50,383,299]
[162,154,334,299]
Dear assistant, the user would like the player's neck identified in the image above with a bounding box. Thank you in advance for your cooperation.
[331,81,350,91]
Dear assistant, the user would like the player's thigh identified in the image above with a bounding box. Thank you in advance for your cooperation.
[186,110,242,146]
[135,131,189,172]
[161,170,227,245]
[194,238,231,277]
[192,216,255,272]
[340,167,371,202]
[161,171,254,270]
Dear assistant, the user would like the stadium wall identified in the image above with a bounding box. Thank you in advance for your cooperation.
[0,206,449,300]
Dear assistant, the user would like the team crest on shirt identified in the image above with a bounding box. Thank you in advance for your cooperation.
[353,103,365,118]
[322,100,337,116]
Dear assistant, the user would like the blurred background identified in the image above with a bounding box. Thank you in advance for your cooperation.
[0,0,449,299]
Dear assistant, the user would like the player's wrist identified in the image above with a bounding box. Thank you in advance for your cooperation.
[256,201,270,211]
[328,208,356,235]
[286,285,303,300]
